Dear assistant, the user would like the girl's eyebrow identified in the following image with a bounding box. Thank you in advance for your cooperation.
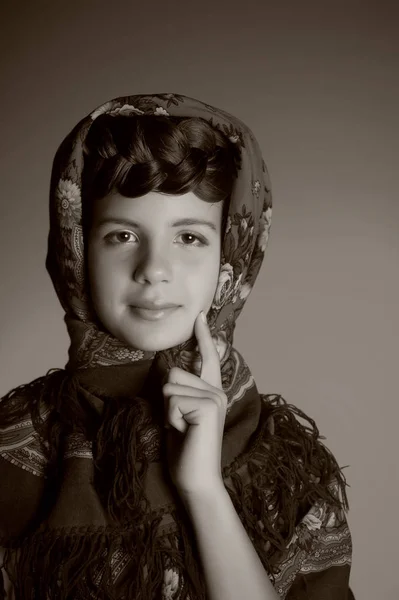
[96,217,217,232]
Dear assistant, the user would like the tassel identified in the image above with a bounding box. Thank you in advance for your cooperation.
[222,393,350,585]
[7,510,209,600]
[10,520,155,599]
[1,367,153,525]
[93,393,158,524]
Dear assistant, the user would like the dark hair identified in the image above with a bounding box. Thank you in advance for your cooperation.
[81,114,240,236]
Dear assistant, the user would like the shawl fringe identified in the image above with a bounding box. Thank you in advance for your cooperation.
[1,374,350,599]
[223,394,349,573]
[3,512,208,600]
[92,393,159,524]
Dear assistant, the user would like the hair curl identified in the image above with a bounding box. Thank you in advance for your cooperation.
[81,114,240,236]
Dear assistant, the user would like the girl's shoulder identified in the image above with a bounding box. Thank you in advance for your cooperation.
[0,370,62,478]
[258,393,350,511]
[255,394,352,594]
[0,372,65,545]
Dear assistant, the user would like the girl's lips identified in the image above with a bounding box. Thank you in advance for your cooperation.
[130,305,180,321]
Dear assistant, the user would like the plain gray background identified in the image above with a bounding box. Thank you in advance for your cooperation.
[1,1,398,598]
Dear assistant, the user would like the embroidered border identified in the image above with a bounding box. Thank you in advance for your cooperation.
[0,402,50,478]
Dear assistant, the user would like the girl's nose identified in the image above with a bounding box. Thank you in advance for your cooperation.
[133,247,173,284]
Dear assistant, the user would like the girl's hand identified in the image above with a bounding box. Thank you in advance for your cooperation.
[162,311,228,498]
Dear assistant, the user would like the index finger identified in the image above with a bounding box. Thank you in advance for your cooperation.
[194,311,223,390]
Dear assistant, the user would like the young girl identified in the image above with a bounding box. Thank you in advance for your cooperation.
[0,93,354,599]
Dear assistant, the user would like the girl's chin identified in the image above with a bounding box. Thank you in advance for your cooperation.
[118,330,192,353]
[107,308,198,351]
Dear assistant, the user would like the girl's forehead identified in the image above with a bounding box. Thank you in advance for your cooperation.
[91,191,223,225]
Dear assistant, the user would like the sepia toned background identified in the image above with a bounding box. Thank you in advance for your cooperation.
[1,1,398,597]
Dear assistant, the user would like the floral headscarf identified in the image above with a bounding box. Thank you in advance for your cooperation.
[46,93,272,413]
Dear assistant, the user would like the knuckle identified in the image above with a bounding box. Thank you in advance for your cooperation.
[169,394,182,411]
[168,394,176,408]
[162,382,172,396]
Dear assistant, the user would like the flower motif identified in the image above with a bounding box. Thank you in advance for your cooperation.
[90,101,113,120]
[261,207,272,228]
[257,207,272,252]
[286,531,299,549]
[109,104,145,117]
[181,331,229,374]
[239,282,252,300]
[302,513,322,531]
[220,124,243,146]
[325,511,337,529]
[71,225,84,287]
[211,263,235,310]
[252,180,261,198]
[258,229,269,252]
[114,348,145,361]
[154,93,185,107]
[225,215,232,234]
[212,330,229,361]
[180,349,202,377]
[162,568,179,599]
[231,273,243,304]
[249,226,254,236]
[56,179,82,223]
[241,218,248,232]
[154,106,170,116]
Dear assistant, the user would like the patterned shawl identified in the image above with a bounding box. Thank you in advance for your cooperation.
[0,93,353,599]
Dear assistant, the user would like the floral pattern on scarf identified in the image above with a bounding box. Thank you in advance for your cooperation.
[44,93,273,422]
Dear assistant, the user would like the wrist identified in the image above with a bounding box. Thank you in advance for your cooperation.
[178,478,227,508]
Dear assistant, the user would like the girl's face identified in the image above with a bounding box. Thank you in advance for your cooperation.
[87,191,223,351]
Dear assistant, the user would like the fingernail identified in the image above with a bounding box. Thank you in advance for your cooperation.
[200,311,207,324]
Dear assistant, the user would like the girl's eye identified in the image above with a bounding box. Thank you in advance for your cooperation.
[105,231,136,244]
[177,232,208,247]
